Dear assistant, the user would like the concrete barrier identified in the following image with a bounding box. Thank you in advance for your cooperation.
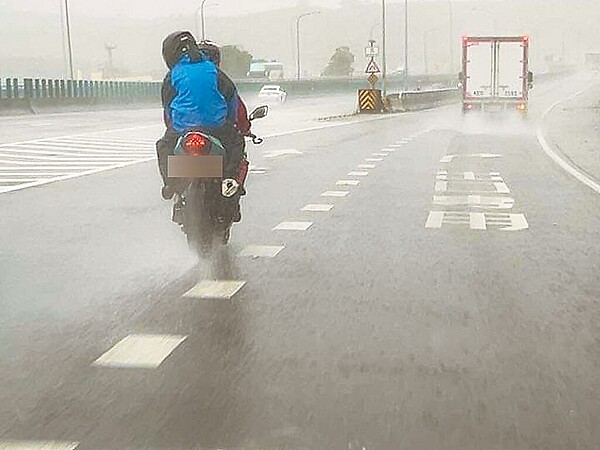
[386,88,460,112]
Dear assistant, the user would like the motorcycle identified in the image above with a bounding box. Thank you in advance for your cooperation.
[168,105,269,256]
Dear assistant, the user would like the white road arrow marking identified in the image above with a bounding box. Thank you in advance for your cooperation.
[500,214,529,231]
[433,195,515,210]
[435,181,448,192]
[494,182,511,194]
[469,213,487,230]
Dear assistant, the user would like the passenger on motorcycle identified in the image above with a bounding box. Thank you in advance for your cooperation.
[156,31,249,218]
[197,39,251,192]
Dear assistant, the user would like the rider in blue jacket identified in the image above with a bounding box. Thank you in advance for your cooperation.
[156,31,245,207]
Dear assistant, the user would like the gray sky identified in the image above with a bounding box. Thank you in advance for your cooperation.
[1,0,479,18]
[3,0,337,18]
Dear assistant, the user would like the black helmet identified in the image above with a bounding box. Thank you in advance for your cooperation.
[162,31,200,69]
[198,40,221,66]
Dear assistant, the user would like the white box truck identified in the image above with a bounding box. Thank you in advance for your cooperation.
[460,36,534,115]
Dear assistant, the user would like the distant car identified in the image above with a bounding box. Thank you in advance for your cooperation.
[430,82,447,90]
[258,85,287,103]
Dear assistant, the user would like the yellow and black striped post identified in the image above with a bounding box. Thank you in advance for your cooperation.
[358,89,384,113]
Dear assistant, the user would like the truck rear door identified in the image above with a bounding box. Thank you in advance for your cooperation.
[465,41,494,99]
[496,41,525,99]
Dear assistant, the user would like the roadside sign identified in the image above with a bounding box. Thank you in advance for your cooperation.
[367,73,379,86]
[365,39,380,58]
[358,89,384,113]
[365,59,381,74]
[365,46,380,57]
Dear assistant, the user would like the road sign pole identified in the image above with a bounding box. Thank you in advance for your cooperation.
[382,0,387,97]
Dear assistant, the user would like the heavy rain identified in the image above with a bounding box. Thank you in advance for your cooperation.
[0,1,599,449]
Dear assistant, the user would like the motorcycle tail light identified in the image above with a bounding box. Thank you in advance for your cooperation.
[183,132,209,156]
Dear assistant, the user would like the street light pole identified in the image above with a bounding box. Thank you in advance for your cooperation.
[63,0,75,79]
[382,0,387,97]
[447,0,455,73]
[296,11,320,81]
[200,0,208,40]
[404,0,409,91]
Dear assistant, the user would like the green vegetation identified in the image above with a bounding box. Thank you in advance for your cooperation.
[322,46,355,77]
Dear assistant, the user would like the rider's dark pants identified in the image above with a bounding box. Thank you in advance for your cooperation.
[156,124,246,186]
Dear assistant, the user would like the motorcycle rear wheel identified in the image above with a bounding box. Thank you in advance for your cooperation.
[183,184,215,257]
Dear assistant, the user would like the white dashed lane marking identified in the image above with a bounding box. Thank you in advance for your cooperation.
[365,158,383,162]
[239,245,285,258]
[302,204,334,212]
[184,280,247,299]
[93,334,187,369]
[372,153,388,157]
[263,149,303,159]
[249,166,268,175]
[273,221,313,231]
[0,442,80,450]
[348,171,369,176]
[321,191,350,197]
[337,180,360,186]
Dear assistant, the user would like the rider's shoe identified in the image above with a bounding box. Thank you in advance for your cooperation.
[233,203,242,223]
[161,184,175,200]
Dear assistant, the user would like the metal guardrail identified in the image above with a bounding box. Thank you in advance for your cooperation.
[0,74,457,115]
[386,88,460,112]
[0,77,161,101]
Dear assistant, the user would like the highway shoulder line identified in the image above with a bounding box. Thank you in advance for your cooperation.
[537,87,600,195]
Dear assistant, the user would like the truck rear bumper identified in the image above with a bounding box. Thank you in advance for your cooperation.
[463,99,528,113]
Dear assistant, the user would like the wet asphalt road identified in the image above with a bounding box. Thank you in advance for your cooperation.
[0,81,599,450]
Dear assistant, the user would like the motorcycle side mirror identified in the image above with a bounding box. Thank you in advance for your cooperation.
[249,105,269,121]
